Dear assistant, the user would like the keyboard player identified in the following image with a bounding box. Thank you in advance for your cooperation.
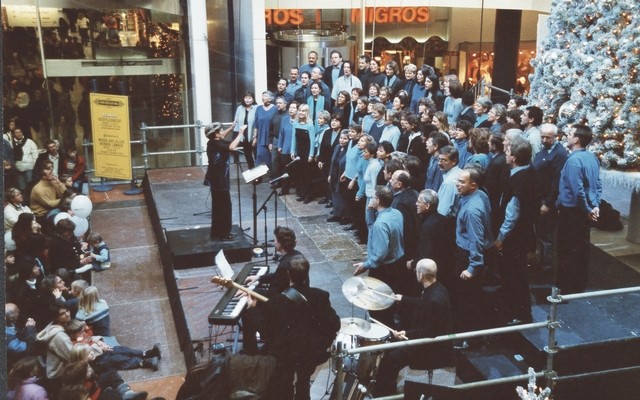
[242,226,304,354]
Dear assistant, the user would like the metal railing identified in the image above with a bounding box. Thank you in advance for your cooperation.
[81,121,208,191]
[332,285,640,400]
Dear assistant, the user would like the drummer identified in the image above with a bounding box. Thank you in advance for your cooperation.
[373,259,453,397]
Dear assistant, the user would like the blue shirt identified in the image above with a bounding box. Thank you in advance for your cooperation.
[497,165,528,243]
[344,140,363,180]
[437,166,462,216]
[533,141,568,207]
[364,207,405,269]
[455,138,472,167]
[456,189,492,274]
[425,156,443,191]
[278,118,296,154]
[443,96,463,124]
[286,80,302,97]
[557,149,602,213]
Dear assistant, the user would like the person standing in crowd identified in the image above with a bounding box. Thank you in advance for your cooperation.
[34,140,62,180]
[310,67,332,106]
[324,50,344,93]
[521,106,544,158]
[380,109,401,150]
[307,82,329,133]
[374,259,452,397]
[316,114,342,206]
[294,71,312,105]
[408,189,455,292]
[291,104,317,203]
[424,132,449,191]
[353,185,404,327]
[473,97,493,128]
[443,79,464,124]
[390,170,420,295]
[357,54,371,78]
[362,59,385,94]
[327,130,351,220]
[232,92,257,169]
[453,167,492,346]
[277,102,299,196]
[8,128,38,194]
[60,145,87,193]
[247,255,340,400]
[274,78,293,103]
[285,67,302,98]
[494,137,540,324]
[253,91,277,173]
[488,104,507,135]
[299,50,324,76]
[410,68,427,113]
[436,146,462,218]
[424,73,445,111]
[452,119,473,167]
[205,123,246,241]
[402,63,418,95]
[533,123,568,272]
[557,124,602,294]
[382,61,403,97]
[269,96,289,181]
[331,60,362,103]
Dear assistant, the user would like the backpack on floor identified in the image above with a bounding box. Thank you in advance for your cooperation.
[176,351,230,400]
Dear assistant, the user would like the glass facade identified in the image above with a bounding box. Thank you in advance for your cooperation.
[3,1,191,176]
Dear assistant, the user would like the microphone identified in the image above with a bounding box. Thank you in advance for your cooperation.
[287,157,301,167]
[269,173,290,185]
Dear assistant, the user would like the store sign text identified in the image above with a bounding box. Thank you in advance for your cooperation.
[265,7,430,26]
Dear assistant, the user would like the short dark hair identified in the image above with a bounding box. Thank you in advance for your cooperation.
[384,159,404,176]
[359,55,371,64]
[378,140,395,154]
[439,145,459,163]
[364,142,377,156]
[56,217,76,235]
[572,124,593,147]
[429,132,450,150]
[274,226,296,252]
[456,119,473,134]
[375,185,394,208]
[526,106,543,126]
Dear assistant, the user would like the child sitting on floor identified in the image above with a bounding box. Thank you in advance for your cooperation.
[87,232,111,271]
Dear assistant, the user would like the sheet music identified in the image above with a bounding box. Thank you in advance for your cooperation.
[215,250,233,279]
[242,164,269,183]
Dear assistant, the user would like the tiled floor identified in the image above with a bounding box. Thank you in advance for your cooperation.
[88,173,640,399]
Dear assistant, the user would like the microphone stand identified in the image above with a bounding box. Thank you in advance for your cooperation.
[256,186,279,265]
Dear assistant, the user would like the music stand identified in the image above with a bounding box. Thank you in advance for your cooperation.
[242,165,269,246]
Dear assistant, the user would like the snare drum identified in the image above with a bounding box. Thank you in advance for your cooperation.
[332,332,358,353]
[356,324,391,348]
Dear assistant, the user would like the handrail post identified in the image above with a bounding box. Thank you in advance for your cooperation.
[141,123,149,171]
[545,286,562,389]
[195,120,203,167]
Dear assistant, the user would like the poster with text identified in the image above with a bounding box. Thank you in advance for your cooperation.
[90,93,132,180]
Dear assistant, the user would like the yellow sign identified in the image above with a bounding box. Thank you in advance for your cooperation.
[90,93,132,180]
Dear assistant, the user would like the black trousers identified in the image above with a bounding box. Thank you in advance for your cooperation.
[556,206,590,294]
[453,247,487,333]
[210,189,232,237]
[498,246,532,322]
[266,361,315,400]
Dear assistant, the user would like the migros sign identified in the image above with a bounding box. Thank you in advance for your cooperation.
[265,7,430,26]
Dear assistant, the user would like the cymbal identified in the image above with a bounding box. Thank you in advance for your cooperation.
[339,317,371,335]
[342,276,394,311]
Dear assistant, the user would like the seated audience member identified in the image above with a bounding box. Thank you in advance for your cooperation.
[39,274,80,319]
[62,352,148,400]
[4,188,31,230]
[75,285,111,336]
[11,213,46,263]
[7,256,46,328]
[6,303,39,369]
[36,305,75,396]
[29,160,66,227]
[48,218,93,275]
[7,356,49,400]
[66,322,161,373]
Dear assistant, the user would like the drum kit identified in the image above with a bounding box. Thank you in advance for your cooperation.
[331,277,397,397]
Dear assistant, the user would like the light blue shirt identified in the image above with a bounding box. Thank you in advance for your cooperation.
[344,140,363,180]
[456,189,492,274]
[380,125,400,150]
[497,165,528,243]
[437,166,462,216]
[557,148,602,213]
[364,207,405,269]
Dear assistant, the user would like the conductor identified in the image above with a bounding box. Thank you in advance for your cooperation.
[204,122,246,241]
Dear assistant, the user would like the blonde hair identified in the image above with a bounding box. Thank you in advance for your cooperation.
[79,286,100,314]
[70,343,92,363]
[71,280,89,295]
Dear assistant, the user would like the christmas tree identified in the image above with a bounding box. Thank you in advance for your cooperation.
[527,0,640,169]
